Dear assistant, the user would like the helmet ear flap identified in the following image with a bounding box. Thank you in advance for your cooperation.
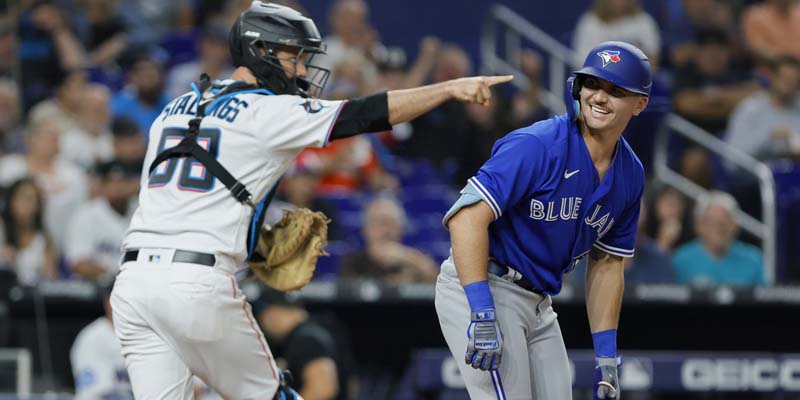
[565,76,581,121]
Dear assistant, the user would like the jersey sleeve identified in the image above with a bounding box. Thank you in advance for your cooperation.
[593,180,644,258]
[251,96,347,152]
[467,133,550,220]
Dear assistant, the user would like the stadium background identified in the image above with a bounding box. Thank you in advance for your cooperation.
[1,0,799,398]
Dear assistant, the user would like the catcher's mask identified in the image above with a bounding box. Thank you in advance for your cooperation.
[229,1,330,98]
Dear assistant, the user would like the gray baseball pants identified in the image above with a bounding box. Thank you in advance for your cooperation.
[435,256,572,399]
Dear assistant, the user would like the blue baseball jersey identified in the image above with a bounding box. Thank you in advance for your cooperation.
[468,114,644,295]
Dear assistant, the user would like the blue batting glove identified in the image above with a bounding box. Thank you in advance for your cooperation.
[593,357,621,399]
[465,309,504,371]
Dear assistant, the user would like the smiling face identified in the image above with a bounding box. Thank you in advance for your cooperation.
[578,75,648,136]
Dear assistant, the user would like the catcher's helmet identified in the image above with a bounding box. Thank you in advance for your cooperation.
[565,41,652,120]
[229,1,329,97]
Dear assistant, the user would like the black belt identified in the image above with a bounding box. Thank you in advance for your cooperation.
[488,261,545,296]
[123,250,216,267]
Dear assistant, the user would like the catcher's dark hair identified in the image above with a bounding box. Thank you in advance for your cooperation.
[1,177,46,249]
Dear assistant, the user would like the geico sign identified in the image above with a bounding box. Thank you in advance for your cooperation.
[682,359,800,391]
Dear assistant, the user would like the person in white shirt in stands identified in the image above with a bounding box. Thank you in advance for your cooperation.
[60,84,115,170]
[0,117,88,250]
[65,160,139,282]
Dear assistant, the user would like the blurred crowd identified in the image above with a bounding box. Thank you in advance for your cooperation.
[0,0,798,396]
[1,0,797,294]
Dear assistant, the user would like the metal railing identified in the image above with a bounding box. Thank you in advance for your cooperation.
[480,4,777,283]
[0,348,32,395]
[654,115,777,283]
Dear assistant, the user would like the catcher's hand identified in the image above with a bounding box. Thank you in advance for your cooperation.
[248,208,330,291]
[594,357,621,399]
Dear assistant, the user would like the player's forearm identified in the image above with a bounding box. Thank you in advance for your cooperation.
[386,81,454,125]
[585,249,625,333]
[448,203,494,286]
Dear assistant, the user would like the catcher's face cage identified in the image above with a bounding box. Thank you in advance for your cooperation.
[249,40,330,98]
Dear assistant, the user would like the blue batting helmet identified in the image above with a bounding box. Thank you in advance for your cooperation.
[565,41,652,120]
[575,41,652,96]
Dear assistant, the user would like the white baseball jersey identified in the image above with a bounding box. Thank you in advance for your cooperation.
[70,317,132,399]
[66,198,135,281]
[123,86,345,273]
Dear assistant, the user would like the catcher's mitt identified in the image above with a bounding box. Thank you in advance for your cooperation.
[248,208,330,291]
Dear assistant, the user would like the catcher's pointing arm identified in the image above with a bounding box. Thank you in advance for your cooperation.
[325,75,514,140]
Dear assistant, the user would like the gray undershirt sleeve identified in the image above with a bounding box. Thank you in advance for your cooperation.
[442,182,484,230]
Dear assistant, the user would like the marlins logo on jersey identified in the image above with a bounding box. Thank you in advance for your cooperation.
[597,50,622,67]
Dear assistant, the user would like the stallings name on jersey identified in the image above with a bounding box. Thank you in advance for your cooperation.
[161,92,249,123]
[529,197,615,238]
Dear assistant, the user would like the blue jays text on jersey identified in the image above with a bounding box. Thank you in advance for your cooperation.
[467,114,644,295]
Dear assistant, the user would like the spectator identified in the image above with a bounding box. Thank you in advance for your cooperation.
[726,55,800,161]
[672,28,759,136]
[111,51,170,134]
[254,288,351,400]
[509,49,549,128]
[662,0,737,68]
[76,0,129,68]
[60,83,115,170]
[465,86,514,162]
[645,186,694,252]
[70,281,132,399]
[316,0,381,91]
[568,199,675,288]
[17,1,87,110]
[741,0,800,63]
[0,118,89,249]
[165,23,234,98]
[296,135,399,195]
[0,78,24,154]
[572,0,661,66]
[116,0,193,49]
[65,160,138,282]
[679,146,715,190]
[0,178,57,286]
[402,43,484,185]
[370,38,441,151]
[110,116,146,170]
[673,191,765,287]
[623,200,675,284]
[338,196,438,285]
[29,68,88,134]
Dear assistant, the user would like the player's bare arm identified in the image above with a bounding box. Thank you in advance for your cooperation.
[447,201,495,286]
[585,247,625,333]
[386,75,513,125]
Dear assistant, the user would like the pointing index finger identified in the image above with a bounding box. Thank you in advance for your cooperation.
[484,75,514,86]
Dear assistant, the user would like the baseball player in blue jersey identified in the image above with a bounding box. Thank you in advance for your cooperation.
[435,41,651,399]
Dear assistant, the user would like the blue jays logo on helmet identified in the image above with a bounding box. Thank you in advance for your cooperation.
[597,50,621,67]
[572,41,652,96]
